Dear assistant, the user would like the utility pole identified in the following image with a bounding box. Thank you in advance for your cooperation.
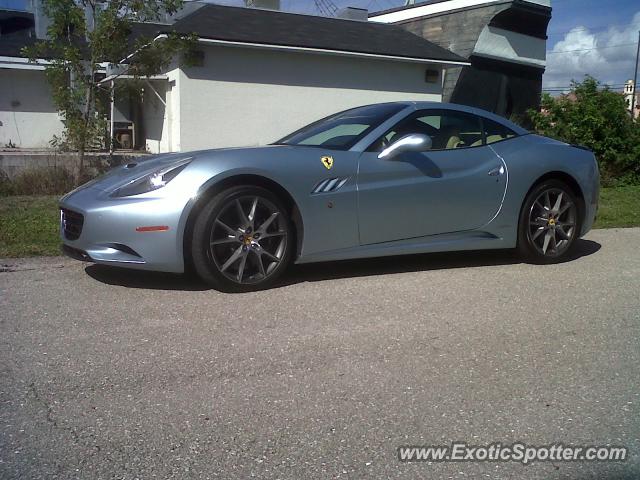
[633,30,640,116]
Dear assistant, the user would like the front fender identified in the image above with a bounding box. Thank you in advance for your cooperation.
[176,149,361,264]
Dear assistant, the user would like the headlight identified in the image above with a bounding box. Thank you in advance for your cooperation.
[111,158,192,197]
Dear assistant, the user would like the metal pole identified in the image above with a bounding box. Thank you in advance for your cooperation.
[632,30,640,116]
[110,80,115,154]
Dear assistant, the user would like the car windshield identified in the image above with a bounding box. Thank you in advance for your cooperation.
[275,103,407,150]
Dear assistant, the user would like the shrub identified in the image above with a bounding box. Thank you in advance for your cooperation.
[0,167,83,196]
[528,76,640,186]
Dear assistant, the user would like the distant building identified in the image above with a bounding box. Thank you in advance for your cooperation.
[0,8,65,149]
[624,80,640,119]
[370,0,552,120]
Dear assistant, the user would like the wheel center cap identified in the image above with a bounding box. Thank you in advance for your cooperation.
[243,235,253,245]
[548,218,556,226]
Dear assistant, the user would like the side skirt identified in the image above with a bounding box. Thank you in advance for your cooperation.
[296,230,512,264]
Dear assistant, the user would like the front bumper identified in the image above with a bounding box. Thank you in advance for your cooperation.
[580,163,600,237]
[59,186,189,273]
[581,200,598,237]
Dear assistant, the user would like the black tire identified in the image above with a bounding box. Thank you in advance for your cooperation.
[517,179,582,264]
[191,185,294,292]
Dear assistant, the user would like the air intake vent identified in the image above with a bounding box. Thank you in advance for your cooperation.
[312,177,349,194]
[60,208,84,240]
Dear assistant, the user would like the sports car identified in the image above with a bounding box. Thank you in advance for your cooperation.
[60,102,599,292]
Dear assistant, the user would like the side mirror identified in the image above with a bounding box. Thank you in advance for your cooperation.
[378,134,433,160]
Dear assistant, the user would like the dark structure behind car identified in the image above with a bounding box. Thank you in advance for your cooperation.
[370,0,552,120]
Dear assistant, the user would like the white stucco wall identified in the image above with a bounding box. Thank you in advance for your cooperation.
[0,69,64,149]
[143,68,182,154]
[174,45,443,151]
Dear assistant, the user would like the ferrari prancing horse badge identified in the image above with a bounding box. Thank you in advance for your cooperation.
[321,156,334,170]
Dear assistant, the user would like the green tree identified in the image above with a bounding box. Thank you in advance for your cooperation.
[528,76,640,186]
[23,0,196,178]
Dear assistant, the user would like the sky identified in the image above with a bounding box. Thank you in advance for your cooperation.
[2,0,639,93]
[542,0,640,92]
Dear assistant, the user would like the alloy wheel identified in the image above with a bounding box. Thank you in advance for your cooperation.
[208,195,288,285]
[527,187,577,257]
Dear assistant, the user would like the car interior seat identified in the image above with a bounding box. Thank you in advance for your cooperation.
[470,135,505,147]
[435,126,465,149]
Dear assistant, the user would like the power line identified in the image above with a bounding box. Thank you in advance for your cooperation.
[542,82,630,88]
[547,22,640,37]
[547,42,637,54]
[542,88,627,92]
[548,0,631,4]
[367,0,397,12]
[542,84,628,91]
[314,0,338,16]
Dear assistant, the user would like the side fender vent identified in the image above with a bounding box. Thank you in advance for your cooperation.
[312,177,350,194]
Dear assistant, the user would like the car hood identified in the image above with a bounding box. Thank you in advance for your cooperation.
[91,152,197,193]
[69,146,286,195]
[59,152,191,198]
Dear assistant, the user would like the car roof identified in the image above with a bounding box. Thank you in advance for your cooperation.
[325,101,528,136]
[404,102,529,135]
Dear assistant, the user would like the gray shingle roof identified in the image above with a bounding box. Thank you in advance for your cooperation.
[1,4,468,65]
[168,4,467,65]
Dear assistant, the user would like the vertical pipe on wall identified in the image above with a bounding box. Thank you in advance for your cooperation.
[110,79,115,154]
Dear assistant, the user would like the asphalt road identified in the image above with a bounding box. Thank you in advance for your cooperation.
[1,228,639,479]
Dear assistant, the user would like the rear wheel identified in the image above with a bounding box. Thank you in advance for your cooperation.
[517,180,581,263]
[191,186,293,292]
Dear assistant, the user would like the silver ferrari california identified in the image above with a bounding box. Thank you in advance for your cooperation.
[60,102,599,292]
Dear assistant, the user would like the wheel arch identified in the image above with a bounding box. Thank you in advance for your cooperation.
[182,174,304,271]
[523,171,586,223]
[515,170,586,261]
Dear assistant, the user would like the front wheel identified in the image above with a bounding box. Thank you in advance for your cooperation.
[517,180,581,264]
[191,186,293,292]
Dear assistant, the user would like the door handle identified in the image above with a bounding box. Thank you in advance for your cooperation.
[488,165,505,177]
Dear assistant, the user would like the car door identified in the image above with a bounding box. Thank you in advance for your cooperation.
[356,109,507,245]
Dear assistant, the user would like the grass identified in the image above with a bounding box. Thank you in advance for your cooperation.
[0,195,61,257]
[0,187,638,258]
[593,185,640,229]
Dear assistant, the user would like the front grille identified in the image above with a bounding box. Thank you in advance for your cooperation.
[60,208,84,240]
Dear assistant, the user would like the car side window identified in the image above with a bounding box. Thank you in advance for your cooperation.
[370,110,484,152]
[299,124,369,149]
[482,118,517,145]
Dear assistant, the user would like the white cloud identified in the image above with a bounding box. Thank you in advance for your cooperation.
[544,11,640,92]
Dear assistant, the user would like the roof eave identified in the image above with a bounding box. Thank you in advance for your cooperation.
[370,0,551,23]
[0,55,48,70]
[152,34,470,67]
